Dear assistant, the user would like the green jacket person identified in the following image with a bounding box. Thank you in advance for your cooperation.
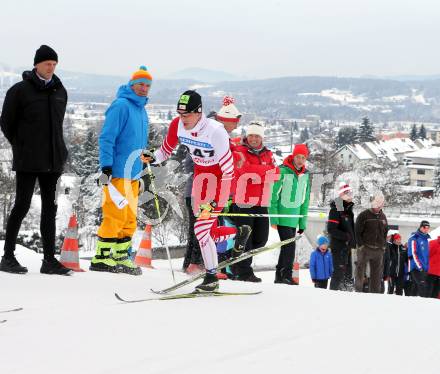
[269,144,311,284]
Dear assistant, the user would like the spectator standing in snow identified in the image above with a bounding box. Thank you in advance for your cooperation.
[309,235,334,289]
[354,193,388,293]
[408,220,431,297]
[388,234,410,296]
[90,66,153,276]
[428,236,440,298]
[0,45,71,275]
[229,122,277,282]
[327,182,356,291]
[210,96,242,137]
[381,238,391,293]
[269,144,311,285]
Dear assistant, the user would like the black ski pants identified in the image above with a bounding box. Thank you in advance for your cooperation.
[330,247,350,291]
[3,172,60,260]
[276,225,296,279]
[428,274,440,299]
[410,270,430,298]
[232,205,269,277]
[314,279,329,289]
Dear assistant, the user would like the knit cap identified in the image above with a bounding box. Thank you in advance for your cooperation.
[217,96,241,123]
[292,143,309,158]
[246,122,265,138]
[34,45,58,65]
[129,66,153,86]
[317,235,329,247]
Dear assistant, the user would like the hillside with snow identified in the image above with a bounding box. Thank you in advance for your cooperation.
[1,244,439,374]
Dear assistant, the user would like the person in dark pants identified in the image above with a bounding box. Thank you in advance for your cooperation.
[387,233,410,295]
[309,235,333,289]
[269,144,311,285]
[0,45,70,275]
[327,182,356,291]
[408,220,431,298]
[354,194,389,293]
[381,240,391,293]
[231,123,276,282]
[182,153,203,273]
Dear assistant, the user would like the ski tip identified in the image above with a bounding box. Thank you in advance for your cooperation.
[150,289,166,295]
[114,293,124,302]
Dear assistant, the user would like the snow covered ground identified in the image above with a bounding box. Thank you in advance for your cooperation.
[1,244,439,374]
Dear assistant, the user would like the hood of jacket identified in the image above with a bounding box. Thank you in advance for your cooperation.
[282,154,306,175]
[116,84,149,107]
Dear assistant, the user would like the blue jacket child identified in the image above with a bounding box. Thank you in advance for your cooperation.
[310,236,334,281]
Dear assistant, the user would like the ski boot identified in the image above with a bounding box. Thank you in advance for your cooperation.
[230,225,252,275]
[231,225,252,259]
[89,237,118,273]
[113,237,142,276]
[195,272,219,293]
[274,268,296,285]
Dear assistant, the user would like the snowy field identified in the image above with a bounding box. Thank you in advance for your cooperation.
[1,243,439,374]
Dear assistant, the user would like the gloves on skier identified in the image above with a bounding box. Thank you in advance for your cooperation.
[198,201,218,220]
[141,148,156,164]
[97,167,112,186]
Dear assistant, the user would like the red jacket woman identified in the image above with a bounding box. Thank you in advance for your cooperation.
[233,137,277,207]
[229,122,277,282]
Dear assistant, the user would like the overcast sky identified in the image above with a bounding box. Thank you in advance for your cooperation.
[0,0,439,79]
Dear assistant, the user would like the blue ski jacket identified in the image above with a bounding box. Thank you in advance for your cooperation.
[309,248,334,280]
[408,230,430,272]
[99,85,149,179]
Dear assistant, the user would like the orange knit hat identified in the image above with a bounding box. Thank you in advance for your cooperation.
[129,66,153,86]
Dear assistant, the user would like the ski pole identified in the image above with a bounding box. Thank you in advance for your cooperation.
[146,161,176,283]
[197,212,327,219]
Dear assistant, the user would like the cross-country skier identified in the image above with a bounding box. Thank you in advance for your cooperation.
[142,90,251,292]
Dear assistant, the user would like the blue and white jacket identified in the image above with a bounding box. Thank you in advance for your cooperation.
[408,230,430,272]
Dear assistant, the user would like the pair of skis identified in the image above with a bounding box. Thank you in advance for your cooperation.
[0,307,23,323]
[115,290,262,303]
[115,235,302,303]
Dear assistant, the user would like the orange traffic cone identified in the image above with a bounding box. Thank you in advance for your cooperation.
[134,225,154,268]
[292,261,300,285]
[60,214,85,272]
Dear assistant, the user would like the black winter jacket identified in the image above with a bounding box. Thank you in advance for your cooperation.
[355,209,388,250]
[327,198,356,252]
[389,243,408,278]
[0,69,68,172]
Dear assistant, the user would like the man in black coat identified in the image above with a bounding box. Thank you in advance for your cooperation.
[0,45,71,275]
[327,182,356,291]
